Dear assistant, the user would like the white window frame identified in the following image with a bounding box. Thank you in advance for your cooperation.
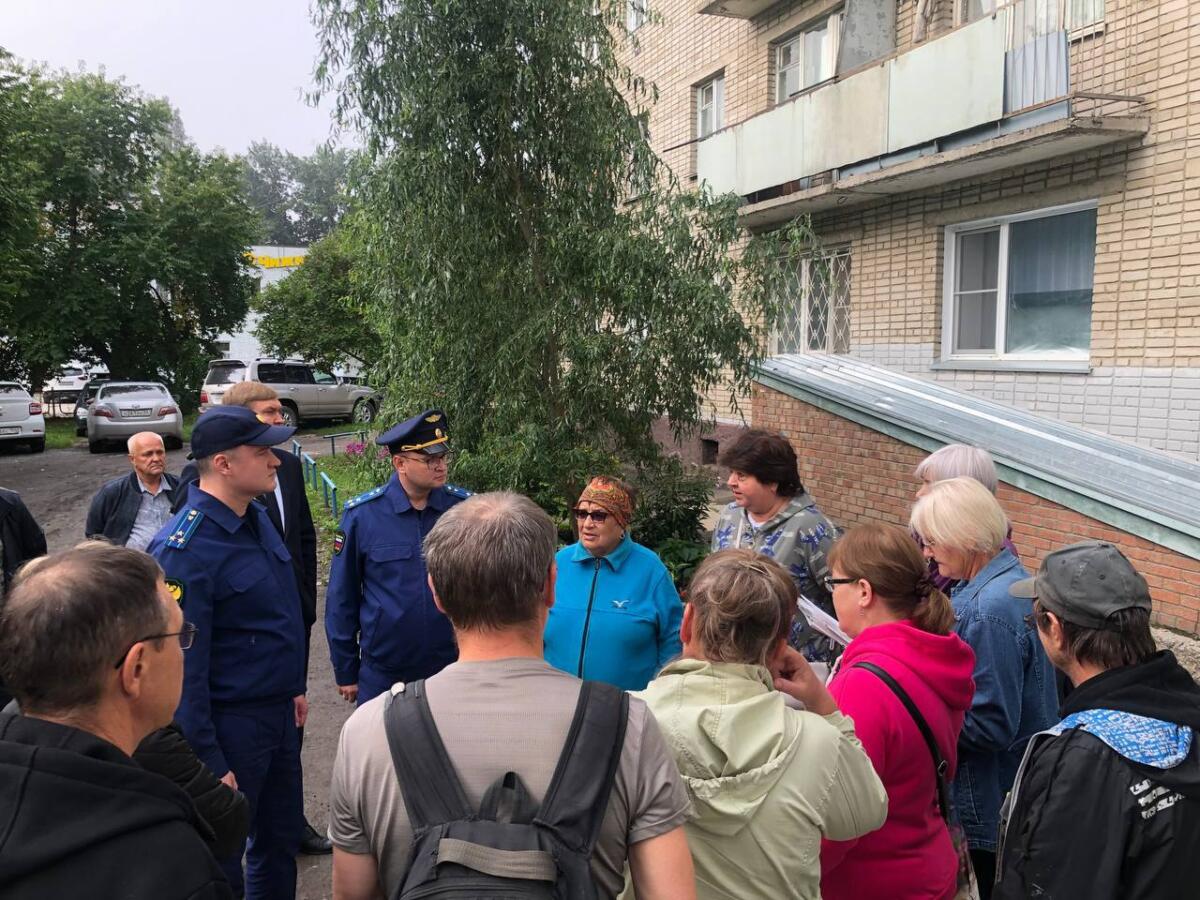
[1067,0,1104,31]
[627,0,646,32]
[695,75,724,139]
[774,11,842,105]
[956,0,998,26]
[941,199,1098,367]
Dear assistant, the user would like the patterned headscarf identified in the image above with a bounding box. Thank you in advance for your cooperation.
[577,476,634,530]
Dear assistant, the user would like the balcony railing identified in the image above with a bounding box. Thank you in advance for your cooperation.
[696,0,1145,201]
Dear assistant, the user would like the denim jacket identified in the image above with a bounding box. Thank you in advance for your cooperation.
[950,548,1057,850]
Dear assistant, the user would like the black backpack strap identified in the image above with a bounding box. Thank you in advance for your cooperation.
[852,661,951,820]
[535,680,629,853]
[384,679,474,830]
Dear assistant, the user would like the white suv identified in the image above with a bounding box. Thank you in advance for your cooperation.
[199,359,381,428]
[0,383,46,453]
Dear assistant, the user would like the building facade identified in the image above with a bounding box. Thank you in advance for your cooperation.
[627,0,1198,456]
[625,0,1200,632]
[213,245,309,362]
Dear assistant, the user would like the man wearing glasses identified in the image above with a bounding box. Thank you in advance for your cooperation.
[325,408,471,706]
[148,406,307,900]
[0,542,232,899]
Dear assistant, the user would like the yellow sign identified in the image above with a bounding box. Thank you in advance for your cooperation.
[247,253,306,269]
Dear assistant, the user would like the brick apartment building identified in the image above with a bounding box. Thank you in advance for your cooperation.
[623,0,1200,632]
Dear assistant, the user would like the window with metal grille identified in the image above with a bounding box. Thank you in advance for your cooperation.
[695,75,724,139]
[775,11,842,103]
[627,0,645,32]
[773,250,851,355]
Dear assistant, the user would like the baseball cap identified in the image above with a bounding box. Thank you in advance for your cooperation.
[1009,541,1151,629]
[188,406,296,460]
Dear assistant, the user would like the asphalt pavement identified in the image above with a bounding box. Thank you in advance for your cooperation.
[0,434,351,899]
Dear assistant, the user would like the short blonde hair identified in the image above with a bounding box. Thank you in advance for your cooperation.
[222,380,279,407]
[686,549,794,667]
[914,444,998,494]
[910,476,1009,556]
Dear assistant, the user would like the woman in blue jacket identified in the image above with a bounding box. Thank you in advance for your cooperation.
[543,476,683,691]
[911,476,1057,899]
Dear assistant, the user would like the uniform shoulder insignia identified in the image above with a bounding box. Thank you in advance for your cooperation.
[444,483,473,499]
[166,509,205,549]
[345,484,387,510]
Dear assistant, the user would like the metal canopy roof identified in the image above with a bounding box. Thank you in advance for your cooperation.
[757,354,1200,560]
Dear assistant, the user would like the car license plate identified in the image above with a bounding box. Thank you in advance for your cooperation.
[121,407,152,418]
[0,427,18,435]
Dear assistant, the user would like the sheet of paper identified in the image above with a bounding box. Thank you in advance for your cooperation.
[797,594,851,647]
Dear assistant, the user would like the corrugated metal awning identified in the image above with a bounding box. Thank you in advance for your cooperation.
[757,354,1200,560]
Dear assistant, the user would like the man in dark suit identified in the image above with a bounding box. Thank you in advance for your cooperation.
[172,381,329,855]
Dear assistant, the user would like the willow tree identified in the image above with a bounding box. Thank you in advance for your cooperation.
[313,0,804,495]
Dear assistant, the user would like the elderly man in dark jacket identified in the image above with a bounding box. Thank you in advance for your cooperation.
[997,542,1200,900]
[86,431,181,550]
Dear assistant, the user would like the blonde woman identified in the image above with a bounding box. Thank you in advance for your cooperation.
[913,443,1018,593]
[911,477,1056,897]
[630,549,887,900]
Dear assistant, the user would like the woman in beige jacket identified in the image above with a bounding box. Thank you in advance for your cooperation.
[629,549,888,900]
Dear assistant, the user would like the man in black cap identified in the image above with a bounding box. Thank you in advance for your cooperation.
[995,541,1200,900]
[147,406,307,900]
[325,408,470,705]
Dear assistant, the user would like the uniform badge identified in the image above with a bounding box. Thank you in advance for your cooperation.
[425,413,441,423]
[165,578,184,604]
[333,531,346,555]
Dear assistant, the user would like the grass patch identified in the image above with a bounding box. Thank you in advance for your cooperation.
[43,419,79,449]
[301,452,381,540]
[299,421,368,437]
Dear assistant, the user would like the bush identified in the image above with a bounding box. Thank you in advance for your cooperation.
[631,456,714,551]
[446,425,619,542]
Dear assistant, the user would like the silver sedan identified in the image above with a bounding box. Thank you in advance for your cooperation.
[87,382,184,453]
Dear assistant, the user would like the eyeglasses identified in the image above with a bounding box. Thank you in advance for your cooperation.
[573,508,610,524]
[822,576,857,591]
[113,622,198,669]
[400,452,454,469]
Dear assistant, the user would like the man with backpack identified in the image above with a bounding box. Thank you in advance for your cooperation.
[327,491,695,900]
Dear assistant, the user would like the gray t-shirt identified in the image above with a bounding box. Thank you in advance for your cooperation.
[329,657,691,898]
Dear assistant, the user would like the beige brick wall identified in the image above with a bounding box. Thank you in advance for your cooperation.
[622,0,1198,368]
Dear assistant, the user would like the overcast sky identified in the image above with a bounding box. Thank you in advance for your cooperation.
[0,0,342,156]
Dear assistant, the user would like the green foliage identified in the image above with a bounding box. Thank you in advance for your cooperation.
[449,428,620,541]
[312,0,811,543]
[252,224,381,371]
[242,141,351,245]
[630,457,714,550]
[655,538,710,592]
[0,62,259,400]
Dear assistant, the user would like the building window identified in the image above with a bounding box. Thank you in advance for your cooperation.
[1068,0,1104,29]
[943,202,1097,361]
[627,0,645,32]
[213,341,231,358]
[775,12,842,103]
[774,249,851,355]
[959,0,998,24]
[695,76,724,139]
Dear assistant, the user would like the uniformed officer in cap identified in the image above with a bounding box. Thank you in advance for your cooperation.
[147,406,306,900]
[325,408,470,705]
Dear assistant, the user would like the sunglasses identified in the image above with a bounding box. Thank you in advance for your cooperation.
[572,508,610,524]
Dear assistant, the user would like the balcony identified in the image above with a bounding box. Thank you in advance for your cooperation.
[696,1,1148,227]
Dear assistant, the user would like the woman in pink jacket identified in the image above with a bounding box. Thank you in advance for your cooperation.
[820,523,976,900]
